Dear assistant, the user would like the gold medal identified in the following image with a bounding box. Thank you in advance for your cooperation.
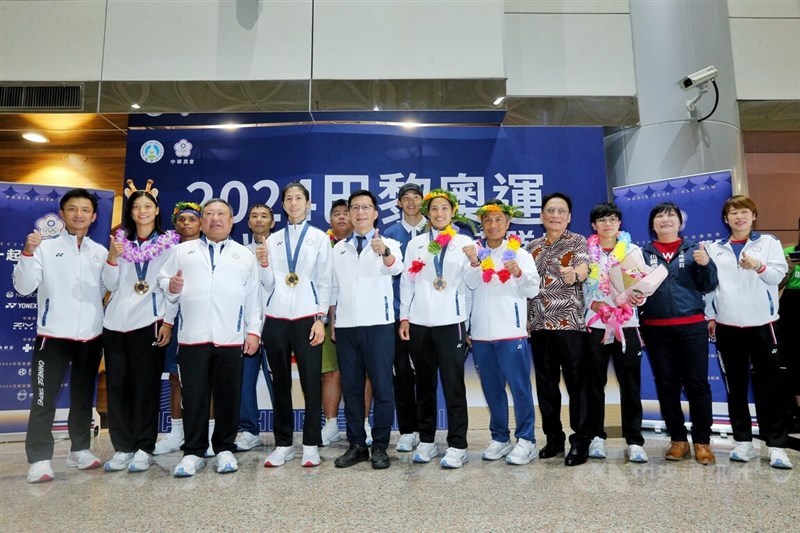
[134,280,150,295]
[285,272,299,286]
[433,276,447,291]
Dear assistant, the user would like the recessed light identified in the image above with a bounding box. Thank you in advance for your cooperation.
[493,96,505,106]
[22,132,49,143]
[130,103,141,109]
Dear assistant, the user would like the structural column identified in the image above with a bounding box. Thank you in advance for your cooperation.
[606,0,747,192]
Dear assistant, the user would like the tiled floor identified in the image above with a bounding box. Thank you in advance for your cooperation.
[1,430,797,532]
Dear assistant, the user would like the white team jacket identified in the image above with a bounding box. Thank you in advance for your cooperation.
[103,235,178,332]
[158,237,262,346]
[469,240,540,341]
[705,232,788,327]
[584,242,642,329]
[260,221,332,320]
[330,232,404,327]
[12,230,107,340]
[400,231,482,327]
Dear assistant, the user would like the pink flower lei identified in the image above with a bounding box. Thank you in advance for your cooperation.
[115,229,180,263]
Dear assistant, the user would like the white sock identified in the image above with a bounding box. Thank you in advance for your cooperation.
[170,418,184,438]
[208,419,215,444]
[326,417,337,425]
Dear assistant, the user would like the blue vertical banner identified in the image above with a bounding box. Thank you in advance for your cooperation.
[612,171,744,432]
[0,183,114,436]
[126,124,609,430]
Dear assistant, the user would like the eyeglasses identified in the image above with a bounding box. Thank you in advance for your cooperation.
[543,207,569,215]
[349,204,374,212]
[595,216,620,225]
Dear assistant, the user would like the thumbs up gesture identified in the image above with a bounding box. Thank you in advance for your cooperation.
[23,230,43,255]
[169,269,184,294]
[370,227,386,255]
[739,250,761,271]
[693,242,710,266]
[256,240,269,267]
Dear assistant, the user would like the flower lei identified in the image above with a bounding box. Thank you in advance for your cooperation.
[586,231,633,297]
[475,203,523,219]
[326,229,338,248]
[408,225,457,277]
[115,229,180,263]
[477,235,522,283]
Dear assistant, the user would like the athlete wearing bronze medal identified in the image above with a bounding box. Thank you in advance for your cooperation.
[102,180,179,473]
[399,189,482,469]
[259,182,332,468]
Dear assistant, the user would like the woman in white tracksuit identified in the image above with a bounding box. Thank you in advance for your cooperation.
[102,184,178,473]
[399,189,481,469]
[705,195,792,469]
[259,182,332,469]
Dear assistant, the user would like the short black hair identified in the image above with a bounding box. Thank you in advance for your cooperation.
[281,182,309,203]
[329,199,348,216]
[648,202,683,238]
[589,202,622,224]
[247,203,273,218]
[348,189,380,228]
[60,188,97,213]
[542,192,572,213]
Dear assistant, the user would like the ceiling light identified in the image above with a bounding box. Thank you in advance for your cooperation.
[130,103,141,109]
[22,132,49,143]
[493,96,505,106]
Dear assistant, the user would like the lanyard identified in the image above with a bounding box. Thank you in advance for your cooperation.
[285,222,310,274]
[134,231,157,281]
[430,231,448,279]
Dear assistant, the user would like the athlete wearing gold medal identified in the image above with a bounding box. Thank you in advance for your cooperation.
[399,189,482,469]
[102,180,179,473]
[259,182,332,468]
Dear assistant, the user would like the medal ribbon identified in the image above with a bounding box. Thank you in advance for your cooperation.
[134,231,157,283]
[285,221,310,275]
[430,230,448,281]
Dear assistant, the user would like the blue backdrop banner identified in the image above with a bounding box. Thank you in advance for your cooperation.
[612,171,746,432]
[0,183,114,436]
[126,124,610,431]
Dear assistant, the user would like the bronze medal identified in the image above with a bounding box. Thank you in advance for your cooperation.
[134,280,150,295]
[285,272,300,286]
[433,276,447,291]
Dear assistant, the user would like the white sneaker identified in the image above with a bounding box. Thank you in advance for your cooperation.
[413,442,438,463]
[482,440,513,461]
[66,449,101,470]
[768,447,793,470]
[628,444,648,463]
[173,455,206,477]
[506,439,537,465]
[127,450,152,472]
[588,437,607,459]
[321,420,342,446]
[264,446,295,467]
[730,441,759,462]
[440,447,469,469]
[104,452,135,472]
[27,460,54,483]
[234,431,262,452]
[153,431,183,455]
[364,419,373,447]
[216,451,239,473]
[301,445,321,467]
[396,432,420,452]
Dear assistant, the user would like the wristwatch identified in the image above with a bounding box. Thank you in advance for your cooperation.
[315,314,329,324]
[381,247,391,258]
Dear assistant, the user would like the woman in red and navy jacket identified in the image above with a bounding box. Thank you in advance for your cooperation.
[638,202,718,465]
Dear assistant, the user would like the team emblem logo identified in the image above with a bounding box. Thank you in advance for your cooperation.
[174,139,193,158]
[34,213,64,239]
[140,140,164,163]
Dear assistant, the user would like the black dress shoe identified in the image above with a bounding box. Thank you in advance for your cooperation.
[538,442,565,459]
[564,445,588,467]
[334,443,370,468]
[370,447,391,470]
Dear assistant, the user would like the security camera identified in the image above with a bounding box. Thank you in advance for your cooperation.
[680,66,718,90]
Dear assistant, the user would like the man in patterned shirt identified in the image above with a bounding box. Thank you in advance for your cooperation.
[526,192,592,466]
